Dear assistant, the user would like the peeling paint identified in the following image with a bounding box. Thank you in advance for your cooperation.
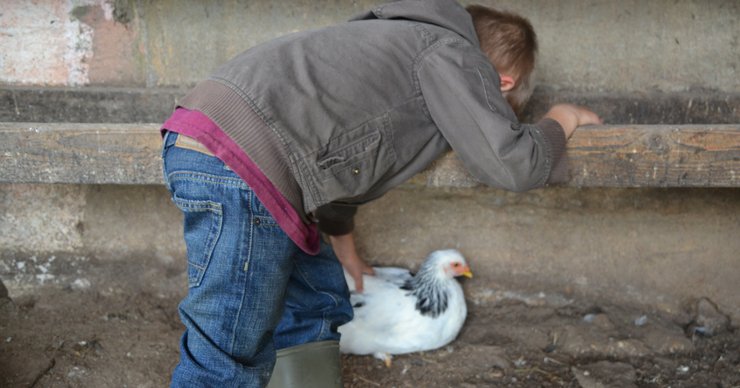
[101,1,114,21]
[65,4,94,85]
[0,0,106,85]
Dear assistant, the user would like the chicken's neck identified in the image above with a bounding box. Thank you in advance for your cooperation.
[400,265,450,318]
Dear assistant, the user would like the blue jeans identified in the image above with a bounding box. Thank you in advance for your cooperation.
[162,132,353,387]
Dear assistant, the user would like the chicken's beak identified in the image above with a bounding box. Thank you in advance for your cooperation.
[460,266,473,278]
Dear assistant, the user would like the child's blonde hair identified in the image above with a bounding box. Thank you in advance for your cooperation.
[466,5,538,116]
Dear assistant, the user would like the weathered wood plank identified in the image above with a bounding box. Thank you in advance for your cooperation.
[1,123,739,187]
[566,125,740,187]
[420,125,740,188]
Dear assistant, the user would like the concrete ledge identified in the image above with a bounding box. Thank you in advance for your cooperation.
[0,87,184,124]
[1,122,738,187]
[0,123,162,185]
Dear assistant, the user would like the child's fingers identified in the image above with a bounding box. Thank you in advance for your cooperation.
[577,107,603,126]
[353,272,364,293]
[363,264,375,276]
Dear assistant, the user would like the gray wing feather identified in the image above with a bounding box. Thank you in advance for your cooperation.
[372,267,413,287]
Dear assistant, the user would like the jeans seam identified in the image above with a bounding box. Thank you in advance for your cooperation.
[320,312,330,339]
[295,263,341,308]
[168,172,247,189]
[229,190,254,354]
[292,261,340,341]
[187,201,221,273]
[162,131,173,191]
[172,197,223,288]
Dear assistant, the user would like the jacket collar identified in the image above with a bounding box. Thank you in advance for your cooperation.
[351,0,480,47]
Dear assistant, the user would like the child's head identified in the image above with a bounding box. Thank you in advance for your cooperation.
[466,5,538,116]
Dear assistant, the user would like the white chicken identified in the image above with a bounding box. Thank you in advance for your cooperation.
[338,249,472,367]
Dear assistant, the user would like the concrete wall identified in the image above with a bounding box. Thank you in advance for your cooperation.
[2,182,738,323]
[1,0,738,92]
[0,1,738,322]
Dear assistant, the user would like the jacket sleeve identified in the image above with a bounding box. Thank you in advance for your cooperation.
[417,45,567,191]
[314,202,359,236]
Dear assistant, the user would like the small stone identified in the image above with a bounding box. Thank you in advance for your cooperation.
[70,278,91,290]
[641,325,694,355]
[689,298,730,336]
[487,369,504,378]
[583,313,615,330]
[513,357,526,368]
[67,366,87,379]
[634,315,649,327]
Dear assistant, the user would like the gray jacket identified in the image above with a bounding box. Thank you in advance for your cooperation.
[179,0,566,235]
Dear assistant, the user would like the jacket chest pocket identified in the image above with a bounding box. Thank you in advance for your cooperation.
[313,114,396,202]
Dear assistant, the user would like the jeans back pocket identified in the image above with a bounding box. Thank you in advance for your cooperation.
[173,197,223,288]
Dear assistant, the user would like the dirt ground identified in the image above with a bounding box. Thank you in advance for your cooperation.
[1,253,738,387]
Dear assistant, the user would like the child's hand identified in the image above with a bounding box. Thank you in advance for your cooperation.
[544,104,603,139]
[329,233,375,292]
[571,104,603,127]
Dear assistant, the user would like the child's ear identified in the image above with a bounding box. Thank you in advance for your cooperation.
[499,74,516,92]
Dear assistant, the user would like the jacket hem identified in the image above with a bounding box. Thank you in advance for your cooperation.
[178,79,309,221]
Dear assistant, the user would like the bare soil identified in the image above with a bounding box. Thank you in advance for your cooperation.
[1,253,738,387]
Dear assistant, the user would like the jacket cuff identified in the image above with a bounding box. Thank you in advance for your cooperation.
[535,118,568,184]
[314,203,359,236]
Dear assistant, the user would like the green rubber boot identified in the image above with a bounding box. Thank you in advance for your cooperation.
[266,340,343,388]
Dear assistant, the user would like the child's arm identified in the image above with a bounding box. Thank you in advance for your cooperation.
[418,47,596,191]
[315,203,375,292]
[329,233,375,292]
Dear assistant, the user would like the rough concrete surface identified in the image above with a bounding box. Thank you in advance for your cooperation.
[355,186,740,324]
[0,184,86,253]
[2,183,738,321]
[0,184,184,265]
[1,0,738,93]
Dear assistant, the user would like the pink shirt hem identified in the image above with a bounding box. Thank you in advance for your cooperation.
[162,108,320,255]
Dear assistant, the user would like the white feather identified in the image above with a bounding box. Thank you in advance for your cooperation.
[338,249,469,361]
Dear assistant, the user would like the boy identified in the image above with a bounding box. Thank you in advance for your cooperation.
[161,0,601,386]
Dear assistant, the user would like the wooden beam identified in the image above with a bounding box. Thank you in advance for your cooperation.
[426,125,740,188]
[566,125,740,187]
[1,122,738,187]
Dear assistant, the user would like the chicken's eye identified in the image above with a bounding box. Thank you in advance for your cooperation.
[452,262,460,267]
